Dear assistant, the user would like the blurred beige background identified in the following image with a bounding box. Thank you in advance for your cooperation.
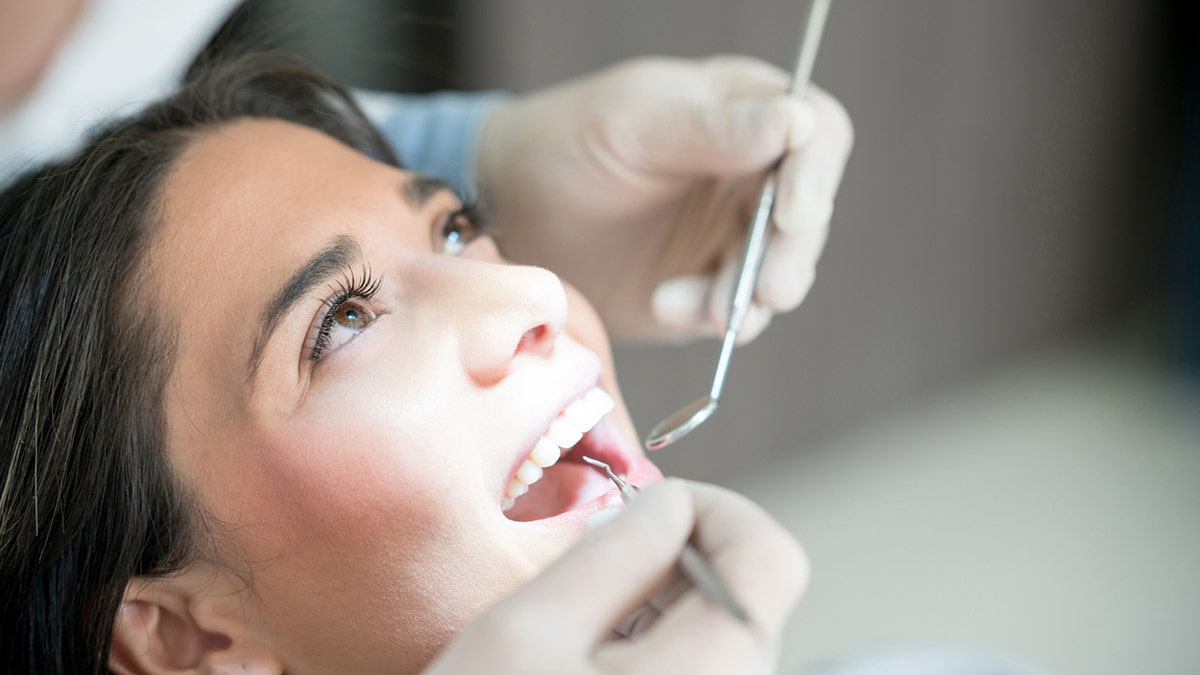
[252,1,1198,673]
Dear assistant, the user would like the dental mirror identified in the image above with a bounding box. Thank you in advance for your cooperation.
[644,0,831,451]
[645,396,717,450]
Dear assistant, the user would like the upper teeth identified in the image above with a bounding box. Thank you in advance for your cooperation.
[503,386,615,510]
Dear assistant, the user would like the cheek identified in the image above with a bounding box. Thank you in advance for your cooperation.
[198,426,516,671]
[188,364,533,666]
[259,383,478,556]
[563,282,612,360]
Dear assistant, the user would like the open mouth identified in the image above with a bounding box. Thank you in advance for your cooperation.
[502,386,628,522]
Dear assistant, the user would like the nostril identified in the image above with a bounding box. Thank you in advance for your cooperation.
[515,324,552,357]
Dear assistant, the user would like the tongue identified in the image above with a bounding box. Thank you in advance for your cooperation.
[505,461,612,522]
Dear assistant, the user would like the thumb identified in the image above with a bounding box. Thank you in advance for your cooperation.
[610,97,815,176]
[490,480,694,651]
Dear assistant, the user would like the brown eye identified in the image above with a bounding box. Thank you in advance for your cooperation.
[311,300,377,361]
[334,301,372,329]
[441,209,483,255]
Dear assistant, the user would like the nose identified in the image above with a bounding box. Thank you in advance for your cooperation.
[441,258,568,387]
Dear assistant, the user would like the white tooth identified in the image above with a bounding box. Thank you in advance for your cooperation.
[530,436,561,468]
[562,397,595,430]
[516,460,543,486]
[506,479,529,499]
[574,395,607,431]
[587,387,616,416]
[501,496,515,512]
[547,418,583,449]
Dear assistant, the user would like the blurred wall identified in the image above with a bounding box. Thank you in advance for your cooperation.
[456,0,1175,482]
[236,0,462,92]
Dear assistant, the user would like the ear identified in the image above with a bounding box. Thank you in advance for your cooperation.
[109,569,284,675]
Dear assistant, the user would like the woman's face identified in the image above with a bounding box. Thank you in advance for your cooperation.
[146,119,661,672]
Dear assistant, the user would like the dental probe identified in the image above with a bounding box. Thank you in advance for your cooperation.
[644,0,833,450]
[580,456,750,623]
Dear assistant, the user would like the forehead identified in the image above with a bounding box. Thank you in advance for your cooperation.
[154,118,394,259]
[150,118,393,331]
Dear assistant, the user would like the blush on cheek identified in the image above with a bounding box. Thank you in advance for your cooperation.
[251,411,480,557]
[260,442,419,541]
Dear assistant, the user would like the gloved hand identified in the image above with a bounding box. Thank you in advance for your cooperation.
[478,55,853,343]
[423,479,808,674]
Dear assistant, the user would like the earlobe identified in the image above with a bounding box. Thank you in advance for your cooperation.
[109,575,283,674]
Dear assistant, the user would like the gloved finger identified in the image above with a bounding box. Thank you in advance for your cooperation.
[773,85,854,238]
[704,52,831,153]
[688,481,809,629]
[610,96,815,177]
[653,275,712,332]
[701,54,790,99]
[482,481,694,652]
[599,482,809,674]
[705,54,819,153]
[755,229,819,314]
[690,481,809,629]
[610,570,691,639]
[734,303,773,345]
[706,249,740,333]
[707,251,775,344]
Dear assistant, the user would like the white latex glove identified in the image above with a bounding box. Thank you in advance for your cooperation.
[478,55,853,343]
[423,479,808,674]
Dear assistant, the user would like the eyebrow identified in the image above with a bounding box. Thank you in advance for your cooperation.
[403,174,453,210]
[247,234,361,380]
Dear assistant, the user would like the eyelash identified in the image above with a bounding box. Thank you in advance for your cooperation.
[308,267,382,362]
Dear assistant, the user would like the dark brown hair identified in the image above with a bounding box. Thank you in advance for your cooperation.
[0,52,396,673]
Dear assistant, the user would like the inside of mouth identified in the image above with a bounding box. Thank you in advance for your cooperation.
[504,436,615,522]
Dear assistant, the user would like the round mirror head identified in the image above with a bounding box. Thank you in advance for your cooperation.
[644,396,718,450]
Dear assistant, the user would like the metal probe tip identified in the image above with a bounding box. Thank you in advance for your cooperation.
[581,455,622,485]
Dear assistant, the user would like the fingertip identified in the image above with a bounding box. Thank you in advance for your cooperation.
[783,99,818,151]
[773,88,852,238]
[707,253,739,334]
[809,84,856,153]
[799,199,834,232]
[756,259,815,313]
[617,478,694,544]
[653,276,710,328]
[734,304,772,345]
[763,521,812,625]
[774,192,833,237]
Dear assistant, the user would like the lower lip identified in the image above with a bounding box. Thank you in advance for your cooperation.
[623,455,665,487]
